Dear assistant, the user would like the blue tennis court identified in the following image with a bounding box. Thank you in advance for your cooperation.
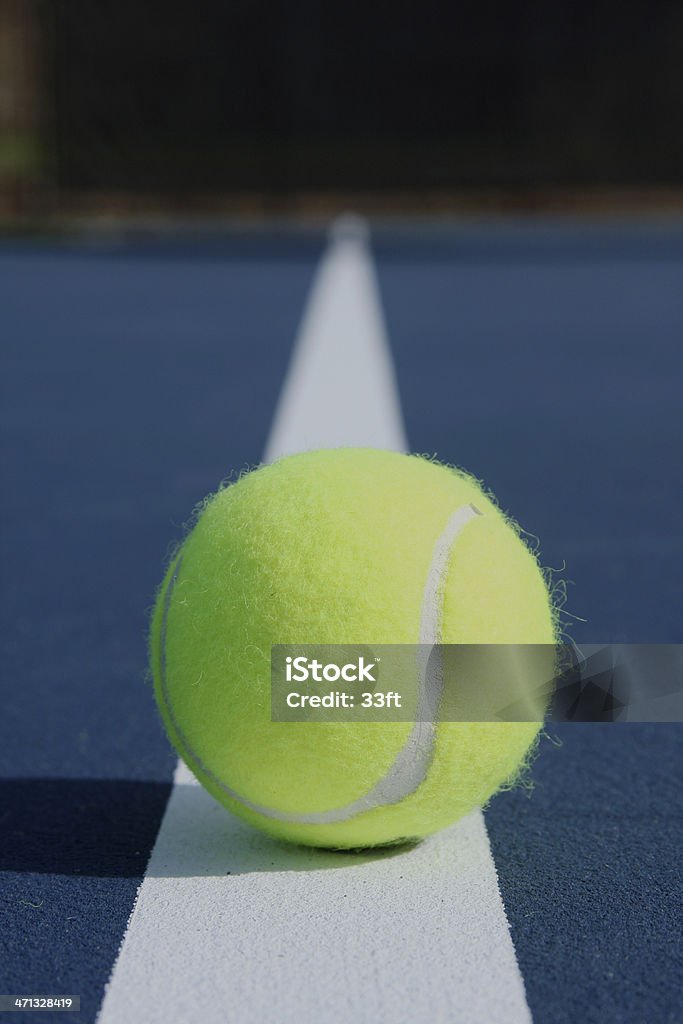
[1,220,681,1023]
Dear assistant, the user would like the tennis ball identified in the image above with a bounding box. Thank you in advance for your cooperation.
[150,448,556,849]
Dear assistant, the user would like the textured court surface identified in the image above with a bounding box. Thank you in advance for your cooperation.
[0,221,681,1023]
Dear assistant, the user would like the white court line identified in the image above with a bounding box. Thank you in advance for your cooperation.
[97,218,532,1024]
[264,215,406,461]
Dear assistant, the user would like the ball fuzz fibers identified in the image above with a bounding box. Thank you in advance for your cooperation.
[150,448,556,849]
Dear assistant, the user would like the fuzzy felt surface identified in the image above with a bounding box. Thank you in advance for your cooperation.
[151,448,555,848]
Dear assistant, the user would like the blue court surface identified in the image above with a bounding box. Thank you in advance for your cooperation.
[0,220,681,1023]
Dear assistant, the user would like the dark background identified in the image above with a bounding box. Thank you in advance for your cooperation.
[50,0,683,191]
[2,0,683,218]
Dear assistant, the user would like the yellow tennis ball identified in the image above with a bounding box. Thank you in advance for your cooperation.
[150,448,556,849]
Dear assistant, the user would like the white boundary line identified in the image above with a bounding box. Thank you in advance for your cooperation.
[264,215,406,461]
[97,219,532,1024]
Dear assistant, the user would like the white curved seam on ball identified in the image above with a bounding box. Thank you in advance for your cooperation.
[159,502,482,826]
